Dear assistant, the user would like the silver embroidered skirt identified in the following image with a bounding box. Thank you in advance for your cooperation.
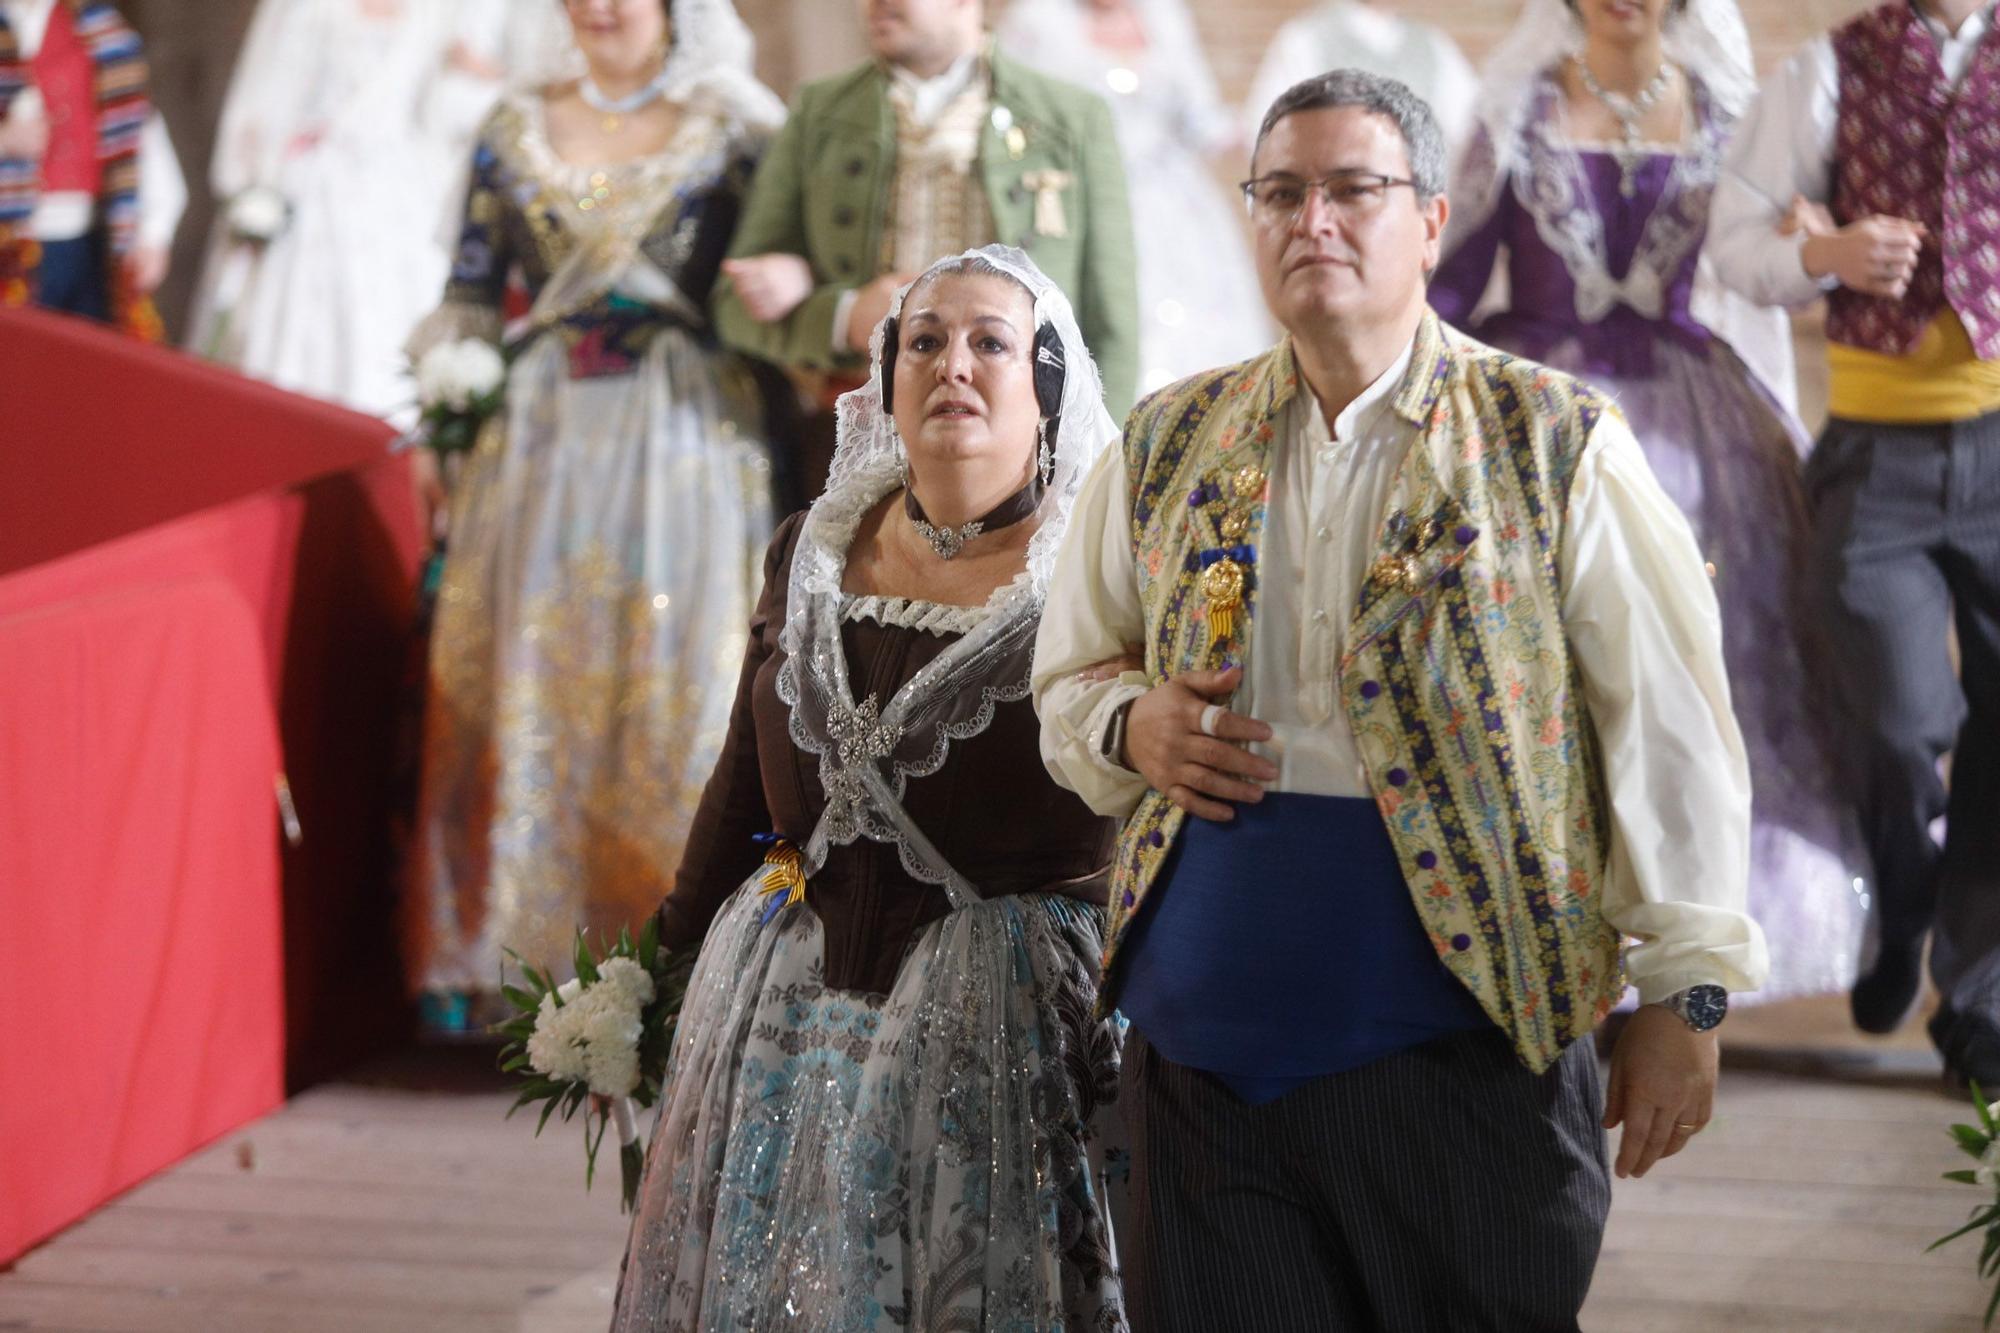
[609,880,1128,1332]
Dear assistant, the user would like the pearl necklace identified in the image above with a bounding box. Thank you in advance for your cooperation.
[579,68,669,133]
[1573,54,1674,199]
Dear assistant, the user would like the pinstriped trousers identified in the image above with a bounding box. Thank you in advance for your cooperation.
[1808,409,2000,1057]
[1118,1026,1609,1332]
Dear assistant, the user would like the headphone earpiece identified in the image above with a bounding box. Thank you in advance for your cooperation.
[1031,321,1066,420]
[878,314,901,409]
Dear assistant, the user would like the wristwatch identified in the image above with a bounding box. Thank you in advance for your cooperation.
[1098,698,1136,770]
[1653,984,1729,1032]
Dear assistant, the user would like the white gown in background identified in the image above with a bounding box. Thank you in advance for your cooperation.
[998,0,1270,394]
[189,0,490,423]
[1242,0,1477,153]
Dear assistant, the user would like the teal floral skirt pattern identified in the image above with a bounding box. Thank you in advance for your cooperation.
[609,881,1127,1332]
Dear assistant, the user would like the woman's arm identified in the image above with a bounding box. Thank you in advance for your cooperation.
[655,513,802,949]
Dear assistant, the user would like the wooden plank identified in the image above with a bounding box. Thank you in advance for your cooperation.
[6,1247,594,1313]
[1582,1298,1983,1333]
[52,1209,617,1271]
[4,1005,1999,1331]
[0,1282,513,1333]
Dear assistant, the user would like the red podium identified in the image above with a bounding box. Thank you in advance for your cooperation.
[0,308,426,1264]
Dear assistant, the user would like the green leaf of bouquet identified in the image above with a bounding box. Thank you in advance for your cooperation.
[1933,1209,2000,1251]
[584,1108,610,1191]
[1954,1125,1991,1156]
[640,915,660,971]
[1949,1170,1982,1185]
[574,930,602,986]
[500,984,537,1012]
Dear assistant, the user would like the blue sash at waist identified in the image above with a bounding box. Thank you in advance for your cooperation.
[1118,792,1492,1104]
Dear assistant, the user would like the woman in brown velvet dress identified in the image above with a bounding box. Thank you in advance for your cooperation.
[610,245,1130,1332]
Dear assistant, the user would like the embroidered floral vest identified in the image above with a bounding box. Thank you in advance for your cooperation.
[1829,0,2000,360]
[1105,311,1626,1072]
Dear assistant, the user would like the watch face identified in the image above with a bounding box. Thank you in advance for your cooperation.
[1682,984,1728,1032]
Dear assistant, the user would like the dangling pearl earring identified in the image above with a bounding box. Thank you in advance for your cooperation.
[1036,418,1053,488]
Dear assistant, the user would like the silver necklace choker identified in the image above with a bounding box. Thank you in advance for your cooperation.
[580,69,669,121]
[903,478,1040,561]
[1573,54,1674,199]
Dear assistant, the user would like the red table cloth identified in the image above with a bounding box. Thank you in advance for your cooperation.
[0,308,424,1263]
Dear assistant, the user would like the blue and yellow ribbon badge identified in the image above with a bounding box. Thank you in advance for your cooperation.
[753,832,806,925]
[1197,544,1254,652]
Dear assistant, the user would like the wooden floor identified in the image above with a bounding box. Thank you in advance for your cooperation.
[2,997,1995,1332]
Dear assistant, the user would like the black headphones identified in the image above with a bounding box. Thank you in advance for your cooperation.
[879,315,1068,428]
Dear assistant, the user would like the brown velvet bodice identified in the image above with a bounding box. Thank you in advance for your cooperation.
[659,513,1116,994]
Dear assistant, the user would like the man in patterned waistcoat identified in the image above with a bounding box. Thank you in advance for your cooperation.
[712,0,1137,497]
[1706,0,2000,1088]
[1033,70,1767,1330]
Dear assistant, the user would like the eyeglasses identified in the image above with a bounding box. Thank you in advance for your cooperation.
[1238,172,1421,225]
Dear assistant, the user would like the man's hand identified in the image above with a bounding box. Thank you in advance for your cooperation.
[0,106,49,161]
[1603,1004,1719,1180]
[1125,665,1276,822]
[1801,214,1927,299]
[721,253,815,324]
[845,271,914,353]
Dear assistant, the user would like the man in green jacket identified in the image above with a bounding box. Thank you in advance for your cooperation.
[716,0,1139,441]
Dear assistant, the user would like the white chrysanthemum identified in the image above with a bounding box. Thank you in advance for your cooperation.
[525,994,589,1082]
[581,996,640,1045]
[584,1042,643,1098]
[596,957,656,1009]
[524,965,653,1095]
[416,338,505,412]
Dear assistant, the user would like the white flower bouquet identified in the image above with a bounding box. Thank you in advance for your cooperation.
[496,919,694,1210]
[226,185,291,243]
[1931,1085,2000,1324]
[412,338,506,457]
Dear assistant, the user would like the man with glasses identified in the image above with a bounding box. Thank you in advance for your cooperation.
[1033,69,1765,1329]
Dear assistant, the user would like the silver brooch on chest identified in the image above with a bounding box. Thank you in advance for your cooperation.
[820,694,904,842]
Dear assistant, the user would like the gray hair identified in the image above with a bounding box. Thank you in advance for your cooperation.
[1251,69,1448,199]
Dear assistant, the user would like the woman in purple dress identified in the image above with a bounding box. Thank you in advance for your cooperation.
[1432,0,1868,1002]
